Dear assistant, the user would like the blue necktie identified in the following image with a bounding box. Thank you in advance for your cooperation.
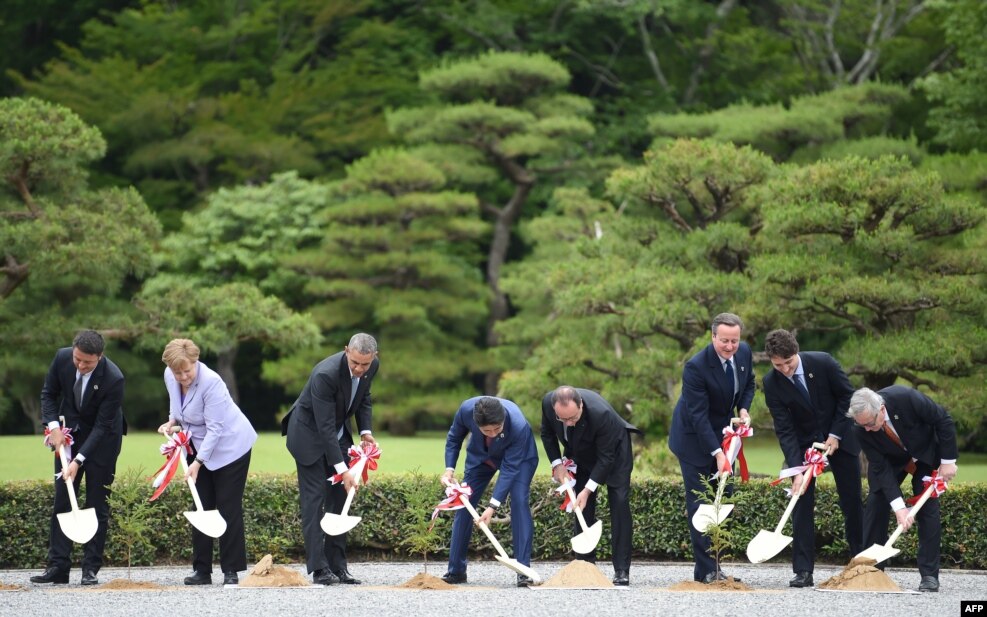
[724,360,735,400]
[794,374,811,403]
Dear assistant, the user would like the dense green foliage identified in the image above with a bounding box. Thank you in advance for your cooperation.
[2,474,985,569]
[0,1,985,449]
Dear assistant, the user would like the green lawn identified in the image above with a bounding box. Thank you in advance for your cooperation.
[2,431,985,484]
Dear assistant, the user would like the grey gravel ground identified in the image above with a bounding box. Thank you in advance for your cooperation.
[2,560,983,617]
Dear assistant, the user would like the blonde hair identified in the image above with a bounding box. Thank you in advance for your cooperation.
[162,338,200,369]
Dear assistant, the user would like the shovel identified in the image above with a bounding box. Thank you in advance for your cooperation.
[853,478,940,565]
[692,418,745,532]
[746,442,828,563]
[444,480,542,584]
[564,485,603,554]
[177,443,227,538]
[55,432,98,544]
[321,457,367,536]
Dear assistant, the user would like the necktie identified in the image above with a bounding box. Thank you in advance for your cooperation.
[338,377,361,440]
[485,435,493,449]
[724,359,735,399]
[794,374,811,403]
[882,423,906,451]
[73,374,85,409]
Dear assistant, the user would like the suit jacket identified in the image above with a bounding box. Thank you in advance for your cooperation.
[540,389,640,486]
[40,347,126,464]
[855,385,958,504]
[444,397,538,504]
[669,342,756,467]
[165,361,257,470]
[282,350,378,467]
[763,351,859,468]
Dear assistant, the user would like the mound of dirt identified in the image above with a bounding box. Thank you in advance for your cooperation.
[0,582,25,591]
[818,557,901,591]
[667,578,751,592]
[100,579,167,590]
[396,572,457,590]
[540,560,613,588]
[240,554,311,587]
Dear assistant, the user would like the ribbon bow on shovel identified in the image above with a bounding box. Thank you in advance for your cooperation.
[854,470,948,565]
[151,429,227,538]
[321,443,381,536]
[553,457,602,554]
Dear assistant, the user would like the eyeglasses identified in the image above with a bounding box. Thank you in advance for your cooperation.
[855,406,884,429]
[554,406,581,425]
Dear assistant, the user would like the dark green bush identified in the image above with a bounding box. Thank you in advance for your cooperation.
[1,475,983,569]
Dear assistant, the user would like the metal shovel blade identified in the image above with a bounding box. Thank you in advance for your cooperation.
[854,543,900,565]
[495,555,542,584]
[571,520,603,554]
[184,510,227,538]
[692,503,734,533]
[57,509,98,545]
[321,512,362,536]
[746,529,792,564]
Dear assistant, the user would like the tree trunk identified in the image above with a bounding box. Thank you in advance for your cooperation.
[20,396,42,434]
[216,346,240,404]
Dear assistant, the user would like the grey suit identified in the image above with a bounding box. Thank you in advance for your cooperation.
[282,350,378,574]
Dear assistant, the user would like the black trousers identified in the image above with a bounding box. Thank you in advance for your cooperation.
[297,437,354,574]
[189,449,251,574]
[863,461,941,579]
[573,436,634,572]
[46,435,121,573]
[790,446,864,572]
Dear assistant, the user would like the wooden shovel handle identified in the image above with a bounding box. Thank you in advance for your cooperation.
[443,480,511,560]
[886,480,939,547]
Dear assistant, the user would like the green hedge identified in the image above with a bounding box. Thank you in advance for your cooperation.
[1,475,983,570]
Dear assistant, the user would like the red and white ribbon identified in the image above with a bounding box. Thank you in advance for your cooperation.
[431,482,473,520]
[720,423,753,481]
[330,442,381,485]
[907,470,948,505]
[771,447,829,495]
[553,457,578,512]
[149,431,193,501]
[45,427,76,479]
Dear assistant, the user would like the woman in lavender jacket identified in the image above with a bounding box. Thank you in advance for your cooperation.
[158,338,257,586]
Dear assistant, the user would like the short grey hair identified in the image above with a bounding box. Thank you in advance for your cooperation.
[847,387,883,419]
[711,312,744,335]
[347,333,378,354]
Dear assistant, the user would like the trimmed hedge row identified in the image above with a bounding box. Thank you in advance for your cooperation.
[1,474,984,570]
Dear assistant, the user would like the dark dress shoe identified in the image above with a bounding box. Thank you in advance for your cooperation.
[440,571,467,584]
[30,567,69,584]
[918,575,939,592]
[81,570,99,586]
[516,574,533,587]
[333,569,361,585]
[789,571,813,587]
[612,570,630,586]
[702,571,741,584]
[184,571,212,585]
[223,571,238,585]
[313,568,338,585]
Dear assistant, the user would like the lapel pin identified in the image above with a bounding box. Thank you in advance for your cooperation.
[808,373,813,379]
[894,414,899,420]
[93,385,99,390]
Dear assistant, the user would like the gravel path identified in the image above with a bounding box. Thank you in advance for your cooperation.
[2,560,982,617]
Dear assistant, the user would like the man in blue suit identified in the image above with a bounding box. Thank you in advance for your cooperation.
[669,312,755,584]
[440,396,539,587]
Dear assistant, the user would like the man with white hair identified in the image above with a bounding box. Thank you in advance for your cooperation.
[847,385,958,593]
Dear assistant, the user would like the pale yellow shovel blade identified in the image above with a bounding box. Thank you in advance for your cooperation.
[692,503,734,533]
[746,529,793,563]
[321,512,361,536]
[494,555,542,584]
[185,510,227,538]
[571,520,603,555]
[854,543,900,565]
[57,508,98,544]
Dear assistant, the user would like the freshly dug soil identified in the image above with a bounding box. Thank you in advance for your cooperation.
[99,579,167,591]
[0,583,25,591]
[818,557,902,591]
[240,554,311,588]
[667,578,751,592]
[396,572,457,590]
[540,560,614,588]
